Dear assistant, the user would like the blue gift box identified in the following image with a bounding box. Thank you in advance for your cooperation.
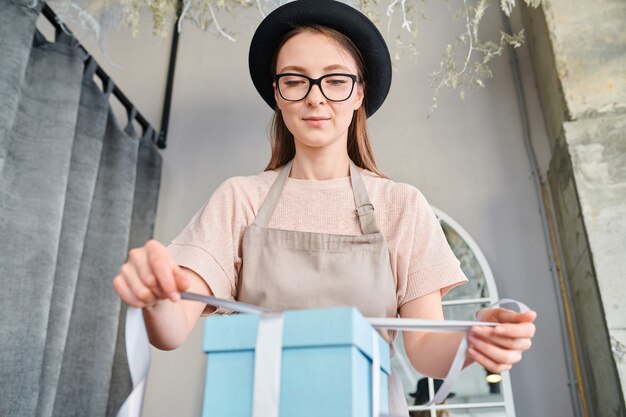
[202,307,390,417]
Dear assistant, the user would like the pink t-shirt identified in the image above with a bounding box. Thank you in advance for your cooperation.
[168,168,467,311]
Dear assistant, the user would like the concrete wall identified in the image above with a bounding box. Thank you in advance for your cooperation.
[521,0,626,415]
[78,2,576,416]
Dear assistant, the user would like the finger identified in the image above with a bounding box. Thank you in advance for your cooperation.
[129,248,167,298]
[475,307,493,322]
[493,322,536,339]
[174,266,190,292]
[471,329,533,351]
[491,309,537,324]
[120,263,157,305]
[468,334,523,366]
[113,274,147,308]
[145,240,179,301]
[467,346,513,374]
[128,248,164,299]
[473,321,536,339]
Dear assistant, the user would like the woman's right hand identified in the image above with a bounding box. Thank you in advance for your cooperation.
[113,239,189,308]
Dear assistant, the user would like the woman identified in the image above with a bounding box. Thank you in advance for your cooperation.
[113,1,536,415]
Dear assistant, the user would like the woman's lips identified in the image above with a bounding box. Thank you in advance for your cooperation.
[302,117,330,126]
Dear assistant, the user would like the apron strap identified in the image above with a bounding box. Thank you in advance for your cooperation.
[349,160,380,235]
[254,159,380,235]
[253,160,294,227]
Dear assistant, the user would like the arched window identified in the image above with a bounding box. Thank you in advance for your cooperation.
[391,207,517,417]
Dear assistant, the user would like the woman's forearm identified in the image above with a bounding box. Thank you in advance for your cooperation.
[142,301,195,350]
[141,267,212,350]
[404,331,474,379]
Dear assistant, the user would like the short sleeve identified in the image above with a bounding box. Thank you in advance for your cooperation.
[400,190,468,306]
[167,178,249,314]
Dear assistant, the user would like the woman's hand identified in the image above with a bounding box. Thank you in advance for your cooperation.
[113,240,189,308]
[467,307,537,373]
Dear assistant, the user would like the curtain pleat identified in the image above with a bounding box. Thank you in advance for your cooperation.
[127,126,163,250]
[36,58,109,417]
[0,28,83,417]
[106,126,162,417]
[52,108,140,417]
[0,0,41,171]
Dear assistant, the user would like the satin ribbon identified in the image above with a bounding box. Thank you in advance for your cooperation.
[116,307,151,417]
[371,332,381,417]
[120,293,528,417]
[421,298,530,406]
[369,299,529,411]
[252,313,284,417]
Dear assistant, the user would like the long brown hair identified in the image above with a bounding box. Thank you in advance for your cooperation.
[264,25,385,178]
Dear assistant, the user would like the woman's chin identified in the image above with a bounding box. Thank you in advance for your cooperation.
[294,138,338,150]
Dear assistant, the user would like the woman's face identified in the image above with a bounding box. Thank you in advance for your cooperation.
[274,31,364,153]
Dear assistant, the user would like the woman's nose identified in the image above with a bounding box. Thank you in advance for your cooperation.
[305,83,326,105]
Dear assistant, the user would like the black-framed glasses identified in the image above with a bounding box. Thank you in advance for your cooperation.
[274,73,359,102]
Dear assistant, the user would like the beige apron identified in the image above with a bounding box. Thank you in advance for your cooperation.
[238,159,409,416]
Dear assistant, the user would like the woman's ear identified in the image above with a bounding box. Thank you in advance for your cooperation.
[354,83,365,111]
[273,82,282,110]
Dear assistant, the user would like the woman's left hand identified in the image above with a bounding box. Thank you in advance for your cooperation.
[467,307,537,373]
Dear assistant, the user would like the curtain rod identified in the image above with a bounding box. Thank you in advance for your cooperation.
[41,3,166,149]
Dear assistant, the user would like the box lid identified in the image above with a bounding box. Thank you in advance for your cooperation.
[203,307,390,373]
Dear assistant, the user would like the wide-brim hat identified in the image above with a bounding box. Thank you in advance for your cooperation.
[249,0,392,118]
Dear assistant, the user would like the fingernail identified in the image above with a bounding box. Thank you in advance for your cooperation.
[170,292,180,302]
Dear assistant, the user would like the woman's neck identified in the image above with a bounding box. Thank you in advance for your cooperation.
[289,152,350,180]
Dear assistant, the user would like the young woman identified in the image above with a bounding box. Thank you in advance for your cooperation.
[113,1,536,415]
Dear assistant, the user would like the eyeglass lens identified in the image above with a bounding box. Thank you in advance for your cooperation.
[277,74,355,101]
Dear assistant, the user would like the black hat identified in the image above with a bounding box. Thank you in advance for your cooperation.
[409,378,456,405]
[248,0,392,118]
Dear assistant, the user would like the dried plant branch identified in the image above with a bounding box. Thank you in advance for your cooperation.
[209,4,235,41]
[47,0,541,113]
[255,0,266,17]
[427,0,532,116]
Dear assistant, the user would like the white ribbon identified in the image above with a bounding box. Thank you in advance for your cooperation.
[367,318,496,332]
[371,332,381,417]
[116,307,151,417]
[370,298,530,408]
[120,293,528,416]
[252,313,285,417]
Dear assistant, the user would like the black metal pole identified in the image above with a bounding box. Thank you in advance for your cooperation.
[157,0,183,149]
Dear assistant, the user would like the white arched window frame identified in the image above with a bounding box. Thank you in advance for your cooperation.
[392,207,517,417]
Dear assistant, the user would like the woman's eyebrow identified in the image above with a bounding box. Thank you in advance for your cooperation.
[323,64,352,72]
[277,65,308,73]
[278,64,353,73]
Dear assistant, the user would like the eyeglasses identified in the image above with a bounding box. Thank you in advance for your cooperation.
[274,73,359,102]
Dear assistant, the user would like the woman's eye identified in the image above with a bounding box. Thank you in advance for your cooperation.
[324,78,348,86]
[283,79,306,87]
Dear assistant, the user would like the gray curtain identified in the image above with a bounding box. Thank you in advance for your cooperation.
[0,1,163,416]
